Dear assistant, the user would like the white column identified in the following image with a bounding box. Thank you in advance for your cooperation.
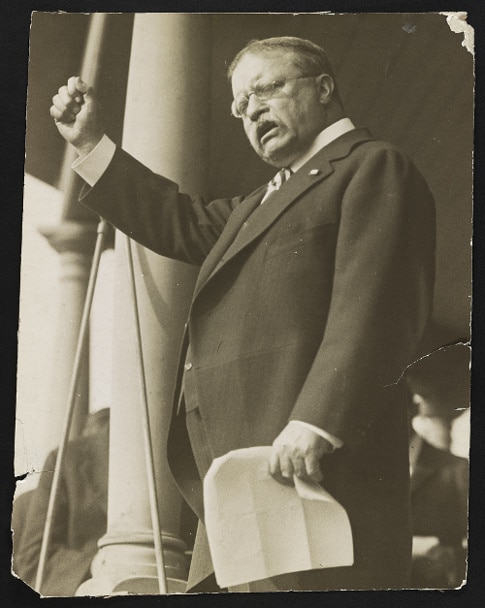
[77,14,211,595]
[40,221,98,439]
[89,247,115,414]
[33,14,113,444]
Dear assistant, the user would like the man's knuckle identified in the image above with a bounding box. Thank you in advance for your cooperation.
[307,465,318,477]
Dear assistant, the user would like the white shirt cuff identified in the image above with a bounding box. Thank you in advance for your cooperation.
[289,420,344,451]
[72,134,116,187]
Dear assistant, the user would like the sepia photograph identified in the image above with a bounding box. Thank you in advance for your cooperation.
[10,11,472,598]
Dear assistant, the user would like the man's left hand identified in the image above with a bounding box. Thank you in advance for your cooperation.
[269,423,334,485]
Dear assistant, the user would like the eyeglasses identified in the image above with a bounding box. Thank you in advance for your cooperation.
[231,75,319,119]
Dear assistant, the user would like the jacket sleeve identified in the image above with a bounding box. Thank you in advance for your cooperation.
[289,146,436,447]
[80,147,244,266]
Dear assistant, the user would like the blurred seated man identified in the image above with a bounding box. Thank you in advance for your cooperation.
[406,345,469,588]
[12,408,109,596]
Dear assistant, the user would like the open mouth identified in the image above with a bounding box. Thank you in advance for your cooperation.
[257,121,279,144]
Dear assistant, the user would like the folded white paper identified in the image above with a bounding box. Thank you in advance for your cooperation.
[203,446,353,588]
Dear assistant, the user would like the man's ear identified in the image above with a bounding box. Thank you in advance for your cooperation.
[317,74,335,105]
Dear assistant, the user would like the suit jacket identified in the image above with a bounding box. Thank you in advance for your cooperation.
[81,128,436,590]
[12,434,108,596]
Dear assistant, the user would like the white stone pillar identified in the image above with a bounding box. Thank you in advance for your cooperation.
[35,13,113,444]
[89,248,115,414]
[40,220,97,439]
[77,14,211,595]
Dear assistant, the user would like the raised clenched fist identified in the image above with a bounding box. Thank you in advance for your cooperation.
[50,76,105,157]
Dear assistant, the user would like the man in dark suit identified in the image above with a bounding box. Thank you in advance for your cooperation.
[50,37,435,591]
[12,409,109,596]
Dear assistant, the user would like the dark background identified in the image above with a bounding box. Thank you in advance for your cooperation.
[2,2,483,608]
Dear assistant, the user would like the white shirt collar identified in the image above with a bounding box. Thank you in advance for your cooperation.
[290,117,356,173]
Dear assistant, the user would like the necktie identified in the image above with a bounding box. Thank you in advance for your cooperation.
[261,167,292,203]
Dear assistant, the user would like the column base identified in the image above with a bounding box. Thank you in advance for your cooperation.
[76,532,189,596]
[77,576,187,596]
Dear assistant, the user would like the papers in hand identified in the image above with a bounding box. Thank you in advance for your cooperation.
[203,446,353,588]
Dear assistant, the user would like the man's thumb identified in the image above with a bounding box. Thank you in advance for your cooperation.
[75,76,90,95]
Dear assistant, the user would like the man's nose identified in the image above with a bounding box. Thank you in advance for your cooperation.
[246,93,268,120]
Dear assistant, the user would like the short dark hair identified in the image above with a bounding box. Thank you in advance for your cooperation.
[228,36,341,103]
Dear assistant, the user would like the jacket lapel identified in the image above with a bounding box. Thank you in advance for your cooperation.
[194,128,373,301]
[192,184,267,298]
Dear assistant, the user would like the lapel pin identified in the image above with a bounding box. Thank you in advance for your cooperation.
[309,169,320,176]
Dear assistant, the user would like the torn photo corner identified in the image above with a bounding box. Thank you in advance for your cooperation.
[203,446,353,589]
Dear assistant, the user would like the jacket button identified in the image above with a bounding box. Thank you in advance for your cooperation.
[184,362,193,371]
